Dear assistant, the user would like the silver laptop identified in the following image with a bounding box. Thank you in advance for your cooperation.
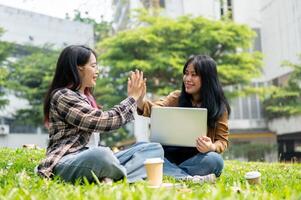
[150,107,207,147]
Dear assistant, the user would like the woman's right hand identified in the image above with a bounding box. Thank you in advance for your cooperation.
[136,79,146,110]
[196,136,216,153]
[127,70,146,101]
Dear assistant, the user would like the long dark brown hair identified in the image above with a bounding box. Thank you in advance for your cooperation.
[44,45,97,125]
[178,55,231,128]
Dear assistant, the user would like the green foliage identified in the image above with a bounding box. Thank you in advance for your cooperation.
[72,9,112,42]
[263,55,301,119]
[0,67,8,108]
[98,11,262,104]
[0,28,13,62]
[3,10,113,125]
[4,44,132,146]
[0,27,15,108]
[0,148,301,199]
[7,47,59,125]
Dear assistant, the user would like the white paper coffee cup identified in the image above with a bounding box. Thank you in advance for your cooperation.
[144,158,164,187]
[245,171,261,185]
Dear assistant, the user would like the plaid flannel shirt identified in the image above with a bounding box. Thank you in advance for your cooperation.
[37,88,136,178]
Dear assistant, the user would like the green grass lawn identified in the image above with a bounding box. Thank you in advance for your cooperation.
[0,148,300,200]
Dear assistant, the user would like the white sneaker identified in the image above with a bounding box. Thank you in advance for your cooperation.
[101,177,113,185]
[192,174,216,183]
[180,174,216,184]
[34,165,38,175]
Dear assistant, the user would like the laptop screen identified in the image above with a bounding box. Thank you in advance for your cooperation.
[150,107,207,147]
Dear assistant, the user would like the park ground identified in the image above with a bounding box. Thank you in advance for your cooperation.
[0,148,300,200]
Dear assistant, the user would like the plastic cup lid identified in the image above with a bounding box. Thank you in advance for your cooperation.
[143,158,164,164]
[245,171,261,179]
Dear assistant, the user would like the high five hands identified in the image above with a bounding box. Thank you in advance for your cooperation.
[127,69,146,105]
[196,136,217,153]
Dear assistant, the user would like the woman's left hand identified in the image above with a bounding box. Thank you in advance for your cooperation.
[196,136,216,153]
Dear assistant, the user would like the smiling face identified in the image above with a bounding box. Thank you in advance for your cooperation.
[78,53,99,93]
[183,64,202,96]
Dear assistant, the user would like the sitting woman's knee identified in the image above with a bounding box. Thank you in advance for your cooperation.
[206,152,224,176]
[135,142,164,160]
[150,142,164,151]
[86,147,117,167]
[148,142,164,157]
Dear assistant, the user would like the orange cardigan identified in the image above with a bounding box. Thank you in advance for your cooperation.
[137,90,229,153]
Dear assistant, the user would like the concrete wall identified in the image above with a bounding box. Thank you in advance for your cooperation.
[229,119,267,130]
[232,0,261,28]
[164,0,220,19]
[0,133,48,148]
[268,115,301,135]
[0,91,29,118]
[0,4,94,48]
[113,0,221,31]
[134,114,150,142]
[261,0,301,81]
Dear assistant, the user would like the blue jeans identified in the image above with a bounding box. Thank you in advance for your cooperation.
[53,142,164,183]
[163,151,224,178]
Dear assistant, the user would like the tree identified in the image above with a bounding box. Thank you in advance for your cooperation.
[72,9,112,42]
[4,11,115,125]
[0,27,14,109]
[97,11,262,105]
[263,56,301,119]
[7,47,59,125]
[0,67,8,108]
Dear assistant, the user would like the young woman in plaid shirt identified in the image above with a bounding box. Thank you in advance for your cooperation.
[37,45,164,183]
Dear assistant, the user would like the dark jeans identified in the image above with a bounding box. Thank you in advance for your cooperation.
[163,145,224,178]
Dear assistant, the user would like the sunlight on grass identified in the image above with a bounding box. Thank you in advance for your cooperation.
[0,148,300,199]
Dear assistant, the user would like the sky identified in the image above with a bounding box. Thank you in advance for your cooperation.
[0,0,113,22]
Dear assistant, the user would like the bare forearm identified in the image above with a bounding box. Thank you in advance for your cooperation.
[137,100,144,111]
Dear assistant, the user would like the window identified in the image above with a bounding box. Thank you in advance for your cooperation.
[227,0,233,19]
[141,0,151,9]
[159,0,165,8]
[28,35,34,41]
[295,142,301,152]
[220,0,224,16]
[227,0,232,7]
[220,0,233,20]
[253,28,262,51]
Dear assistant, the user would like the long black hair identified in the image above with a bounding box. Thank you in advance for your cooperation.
[178,55,231,128]
[44,45,97,124]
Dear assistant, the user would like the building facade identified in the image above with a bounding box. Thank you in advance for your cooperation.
[0,4,94,48]
[260,0,301,161]
[0,4,95,148]
[113,0,301,161]
[261,0,301,81]
[112,0,221,31]
[113,0,270,138]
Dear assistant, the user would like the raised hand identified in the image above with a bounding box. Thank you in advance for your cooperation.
[127,69,145,101]
[137,76,146,110]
